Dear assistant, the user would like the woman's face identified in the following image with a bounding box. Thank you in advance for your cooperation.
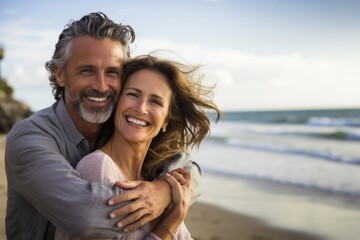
[115,69,172,143]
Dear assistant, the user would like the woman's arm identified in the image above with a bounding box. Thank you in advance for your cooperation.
[151,169,193,240]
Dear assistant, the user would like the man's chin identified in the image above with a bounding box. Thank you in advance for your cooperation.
[80,109,112,124]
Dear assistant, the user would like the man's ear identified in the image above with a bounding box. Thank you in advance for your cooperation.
[54,66,65,87]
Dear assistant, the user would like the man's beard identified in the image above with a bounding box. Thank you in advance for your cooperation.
[64,87,118,124]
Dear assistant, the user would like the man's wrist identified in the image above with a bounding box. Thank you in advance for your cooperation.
[154,178,172,207]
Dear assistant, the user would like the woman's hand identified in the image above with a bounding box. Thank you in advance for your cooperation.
[150,168,193,239]
[163,168,193,220]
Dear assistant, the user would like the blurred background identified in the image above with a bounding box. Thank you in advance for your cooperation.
[1,1,360,239]
[1,0,360,112]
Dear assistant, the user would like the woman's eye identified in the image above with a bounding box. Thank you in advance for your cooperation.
[127,92,138,97]
[151,100,163,107]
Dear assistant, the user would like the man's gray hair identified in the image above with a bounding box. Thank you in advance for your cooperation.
[45,12,135,100]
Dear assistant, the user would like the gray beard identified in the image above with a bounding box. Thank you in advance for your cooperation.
[64,89,116,124]
[78,102,113,123]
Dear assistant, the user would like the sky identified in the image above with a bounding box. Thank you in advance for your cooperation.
[0,0,360,111]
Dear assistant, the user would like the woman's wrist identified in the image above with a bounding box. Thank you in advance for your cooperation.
[152,208,183,240]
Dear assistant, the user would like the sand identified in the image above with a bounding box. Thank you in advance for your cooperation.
[185,202,324,240]
[2,134,360,240]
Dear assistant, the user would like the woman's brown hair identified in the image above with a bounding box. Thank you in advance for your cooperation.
[120,53,221,180]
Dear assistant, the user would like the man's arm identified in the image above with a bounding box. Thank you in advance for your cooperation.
[5,125,125,237]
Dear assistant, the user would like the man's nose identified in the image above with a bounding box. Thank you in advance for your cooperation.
[94,74,108,92]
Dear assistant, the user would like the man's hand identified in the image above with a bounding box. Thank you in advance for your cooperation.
[108,179,172,232]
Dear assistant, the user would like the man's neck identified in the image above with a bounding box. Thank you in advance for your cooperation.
[64,102,103,149]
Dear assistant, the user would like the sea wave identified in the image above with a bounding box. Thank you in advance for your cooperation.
[307,117,360,127]
[201,166,360,197]
[193,139,360,197]
[216,108,360,126]
[210,121,360,142]
[209,136,360,165]
[225,139,360,164]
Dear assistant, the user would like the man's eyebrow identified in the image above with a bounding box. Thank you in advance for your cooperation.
[107,66,121,71]
[78,64,94,68]
[76,64,96,70]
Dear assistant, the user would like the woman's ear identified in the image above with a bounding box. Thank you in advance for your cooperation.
[161,121,169,133]
[54,66,65,87]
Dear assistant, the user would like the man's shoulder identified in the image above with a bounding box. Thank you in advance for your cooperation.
[7,103,60,139]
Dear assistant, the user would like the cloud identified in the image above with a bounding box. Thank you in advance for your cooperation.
[1,24,359,111]
[134,38,360,110]
[0,17,58,88]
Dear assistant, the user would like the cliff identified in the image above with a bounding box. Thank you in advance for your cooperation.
[0,80,33,133]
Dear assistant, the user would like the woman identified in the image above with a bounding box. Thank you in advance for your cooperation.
[56,53,221,239]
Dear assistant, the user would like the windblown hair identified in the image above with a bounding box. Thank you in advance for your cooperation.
[45,12,135,100]
[120,54,221,180]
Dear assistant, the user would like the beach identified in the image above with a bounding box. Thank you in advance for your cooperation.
[2,133,360,240]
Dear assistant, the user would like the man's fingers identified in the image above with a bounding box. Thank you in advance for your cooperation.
[108,180,170,231]
[117,210,151,232]
[109,199,143,218]
[108,183,146,206]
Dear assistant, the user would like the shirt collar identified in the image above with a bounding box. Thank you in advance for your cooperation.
[54,98,88,147]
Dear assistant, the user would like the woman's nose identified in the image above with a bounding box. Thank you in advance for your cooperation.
[136,100,148,114]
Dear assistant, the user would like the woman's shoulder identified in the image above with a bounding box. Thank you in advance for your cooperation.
[75,150,124,182]
[76,150,112,168]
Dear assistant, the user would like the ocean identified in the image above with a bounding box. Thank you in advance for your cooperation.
[195,108,360,197]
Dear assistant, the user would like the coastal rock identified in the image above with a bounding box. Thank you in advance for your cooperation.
[0,95,33,133]
[0,50,34,133]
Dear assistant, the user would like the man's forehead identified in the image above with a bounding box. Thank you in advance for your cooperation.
[68,36,125,65]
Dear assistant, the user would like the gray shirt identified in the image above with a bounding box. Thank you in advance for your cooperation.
[5,99,203,240]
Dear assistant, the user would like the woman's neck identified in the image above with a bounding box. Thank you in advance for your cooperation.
[101,135,151,181]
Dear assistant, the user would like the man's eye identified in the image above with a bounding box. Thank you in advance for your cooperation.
[108,70,120,76]
[80,69,94,74]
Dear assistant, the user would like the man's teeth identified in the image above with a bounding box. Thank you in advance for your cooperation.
[87,96,107,102]
[127,117,147,126]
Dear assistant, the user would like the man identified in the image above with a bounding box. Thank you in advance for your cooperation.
[5,12,203,239]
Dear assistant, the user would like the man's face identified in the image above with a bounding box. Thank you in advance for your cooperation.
[55,36,125,124]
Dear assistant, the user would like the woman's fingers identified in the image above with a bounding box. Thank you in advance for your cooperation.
[164,173,181,192]
[169,168,192,185]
